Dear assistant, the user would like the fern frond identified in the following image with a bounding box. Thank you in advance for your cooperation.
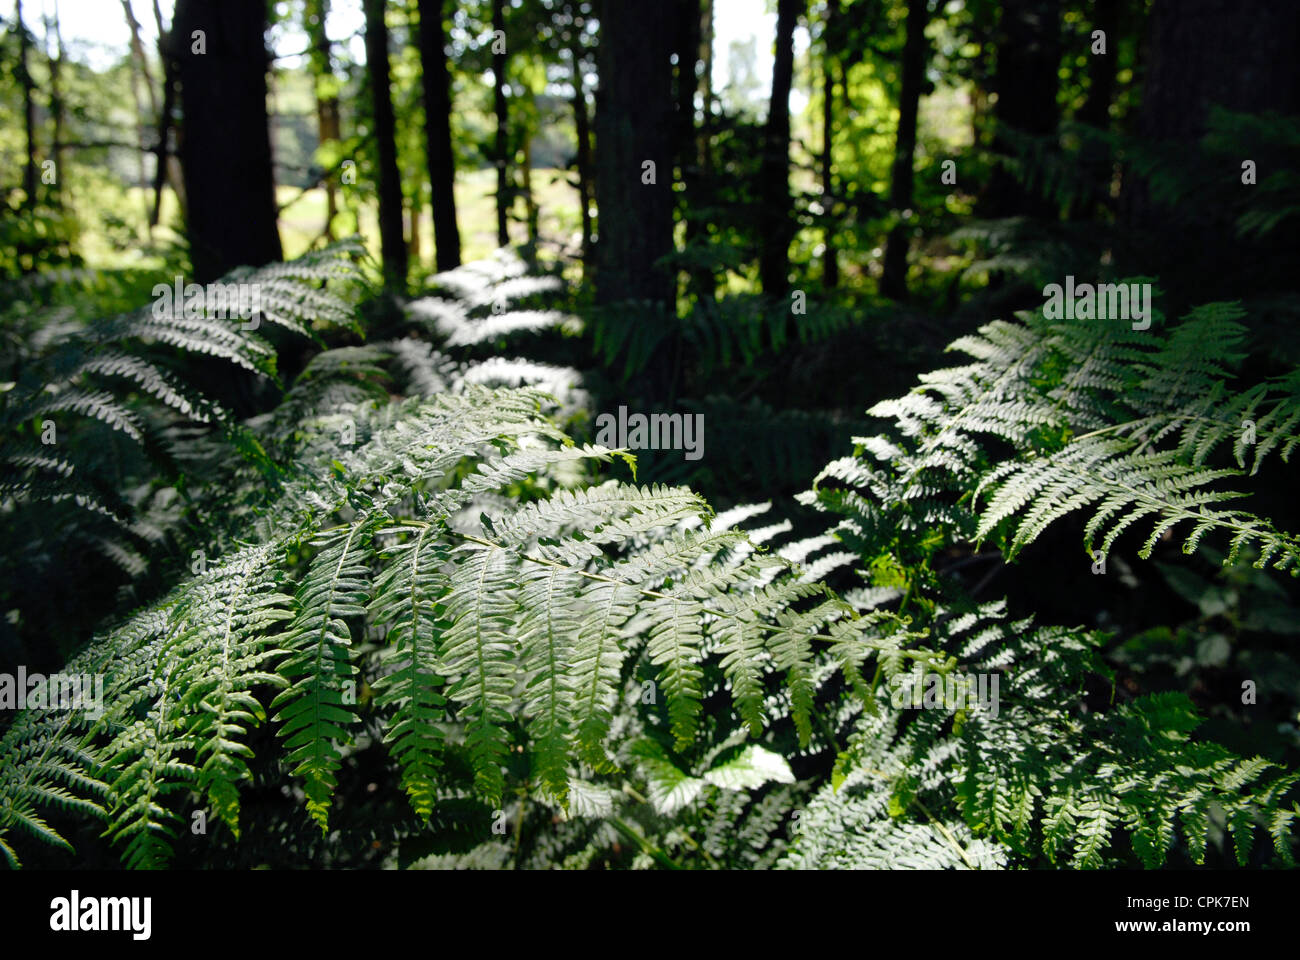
[271,522,373,830]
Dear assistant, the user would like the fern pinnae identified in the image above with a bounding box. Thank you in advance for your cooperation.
[518,563,583,805]
[573,578,637,769]
[645,596,706,753]
[172,544,293,834]
[101,639,196,870]
[370,522,453,819]
[439,543,518,804]
[272,520,374,830]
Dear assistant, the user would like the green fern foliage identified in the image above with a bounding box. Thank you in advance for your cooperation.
[807,291,1300,575]
[0,358,903,864]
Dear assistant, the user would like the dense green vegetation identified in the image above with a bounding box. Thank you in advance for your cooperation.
[2,0,1299,870]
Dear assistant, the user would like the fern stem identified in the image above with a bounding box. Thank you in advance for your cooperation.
[911,796,977,870]
[621,783,721,867]
[607,815,684,869]
[512,791,526,867]
[862,764,976,869]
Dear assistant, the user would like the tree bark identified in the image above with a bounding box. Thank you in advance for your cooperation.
[492,0,510,247]
[171,0,283,283]
[821,0,839,289]
[673,0,700,188]
[569,41,593,266]
[417,0,462,271]
[305,0,341,242]
[1136,0,1299,141]
[880,0,928,300]
[520,128,539,265]
[1066,0,1117,221]
[1123,0,1300,303]
[362,0,407,290]
[43,3,67,209]
[16,0,38,209]
[674,0,709,302]
[150,0,187,222]
[594,1,674,307]
[978,0,1060,219]
[757,0,802,297]
[121,0,155,238]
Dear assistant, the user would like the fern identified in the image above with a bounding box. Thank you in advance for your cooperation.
[807,291,1300,575]
[7,252,1298,872]
[0,362,902,864]
[793,292,1300,868]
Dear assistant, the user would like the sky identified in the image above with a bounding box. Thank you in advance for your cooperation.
[42,0,807,115]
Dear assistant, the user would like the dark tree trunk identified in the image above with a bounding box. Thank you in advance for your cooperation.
[594,1,674,307]
[1069,0,1117,221]
[690,0,717,300]
[757,0,802,297]
[492,0,510,247]
[978,0,1060,220]
[44,6,66,209]
[699,0,714,132]
[674,0,708,302]
[821,0,839,289]
[121,0,156,238]
[699,0,715,183]
[673,0,700,188]
[150,50,178,229]
[1137,0,1299,141]
[306,0,341,242]
[520,130,539,265]
[16,0,38,210]
[880,0,928,300]
[569,41,593,266]
[407,193,421,265]
[172,0,282,283]
[417,0,462,271]
[1122,0,1300,304]
[150,0,186,224]
[362,0,407,290]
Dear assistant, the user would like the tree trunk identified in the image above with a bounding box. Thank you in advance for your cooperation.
[569,41,593,266]
[150,52,178,229]
[305,0,341,242]
[407,193,422,266]
[150,0,187,222]
[520,129,539,266]
[594,0,674,307]
[43,3,66,210]
[1068,0,1117,221]
[492,0,510,247]
[673,0,700,188]
[1123,0,1300,304]
[880,0,928,300]
[978,0,1060,219]
[16,0,38,209]
[699,0,714,140]
[417,0,462,270]
[171,0,282,283]
[121,0,155,239]
[362,0,407,290]
[674,0,708,302]
[757,0,802,297]
[821,0,839,289]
